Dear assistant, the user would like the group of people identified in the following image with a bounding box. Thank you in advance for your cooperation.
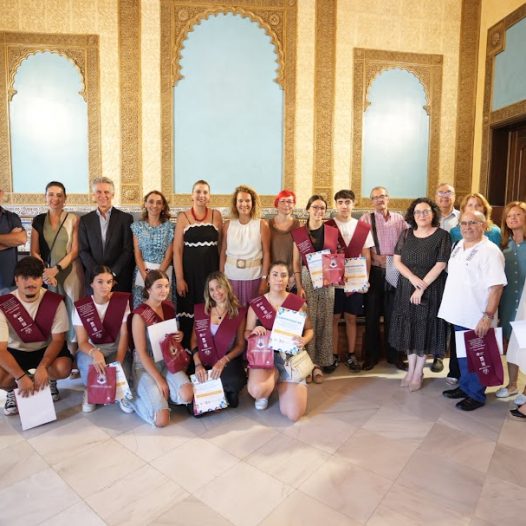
[0,177,525,427]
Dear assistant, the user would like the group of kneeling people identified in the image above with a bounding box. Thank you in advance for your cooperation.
[0,257,312,425]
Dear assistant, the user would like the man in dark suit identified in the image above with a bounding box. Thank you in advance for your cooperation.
[79,177,134,294]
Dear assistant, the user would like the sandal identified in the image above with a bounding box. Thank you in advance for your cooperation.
[312,366,324,384]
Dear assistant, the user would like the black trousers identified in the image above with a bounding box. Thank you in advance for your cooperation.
[447,327,460,378]
[363,266,398,363]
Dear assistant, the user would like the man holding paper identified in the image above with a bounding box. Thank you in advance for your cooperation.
[325,189,374,372]
[0,256,71,415]
[439,211,507,411]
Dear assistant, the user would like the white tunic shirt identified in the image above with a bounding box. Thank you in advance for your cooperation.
[438,238,507,329]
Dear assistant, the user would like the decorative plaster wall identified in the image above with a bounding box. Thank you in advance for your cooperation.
[334,0,462,198]
[0,0,120,201]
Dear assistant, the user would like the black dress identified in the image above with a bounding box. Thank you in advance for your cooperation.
[389,228,451,357]
[176,215,220,347]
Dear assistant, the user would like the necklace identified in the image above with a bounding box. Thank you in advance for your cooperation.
[214,305,227,320]
[191,206,208,222]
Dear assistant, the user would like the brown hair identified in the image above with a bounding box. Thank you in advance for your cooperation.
[230,185,260,219]
[143,269,170,299]
[141,191,171,222]
[459,192,494,230]
[203,271,240,318]
[501,201,526,248]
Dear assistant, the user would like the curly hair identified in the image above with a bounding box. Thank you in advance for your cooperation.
[404,197,441,229]
[141,191,171,222]
[230,185,260,219]
[501,201,526,248]
[203,271,240,318]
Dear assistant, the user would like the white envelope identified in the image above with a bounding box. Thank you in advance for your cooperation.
[15,385,57,431]
[146,317,179,362]
[135,263,173,287]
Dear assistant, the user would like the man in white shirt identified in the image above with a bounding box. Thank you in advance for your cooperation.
[439,211,506,411]
[326,190,374,372]
[0,257,70,415]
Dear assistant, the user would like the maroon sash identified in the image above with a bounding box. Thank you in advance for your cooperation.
[250,293,305,330]
[194,303,246,367]
[134,301,175,327]
[75,292,131,344]
[326,218,371,258]
[0,291,63,343]
[291,225,339,266]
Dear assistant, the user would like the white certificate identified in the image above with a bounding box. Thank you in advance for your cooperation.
[455,327,503,359]
[306,249,330,289]
[135,263,173,287]
[191,371,228,415]
[344,257,368,293]
[270,306,307,355]
[109,361,132,400]
[15,385,57,431]
[146,317,179,362]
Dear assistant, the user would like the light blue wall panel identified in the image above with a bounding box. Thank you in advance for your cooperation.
[493,18,526,111]
[10,51,88,194]
[362,68,429,198]
[174,13,283,195]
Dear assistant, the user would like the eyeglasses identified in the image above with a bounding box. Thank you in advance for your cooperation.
[460,220,483,227]
[310,206,326,211]
[371,194,388,200]
[278,199,295,205]
[414,209,432,216]
[437,191,454,197]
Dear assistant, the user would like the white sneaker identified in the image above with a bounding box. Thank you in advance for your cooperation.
[3,390,18,416]
[118,398,134,414]
[514,394,526,406]
[496,387,518,398]
[445,377,459,385]
[49,379,60,402]
[255,398,268,411]
[82,390,96,413]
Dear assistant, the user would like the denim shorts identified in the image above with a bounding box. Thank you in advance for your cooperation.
[132,362,190,425]
[274,352,307,385]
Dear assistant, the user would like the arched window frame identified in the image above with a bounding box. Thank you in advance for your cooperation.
[352,48,443,210]
[160,0,297,207]
[0,32,101,206]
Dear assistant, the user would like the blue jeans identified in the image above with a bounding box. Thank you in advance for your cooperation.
[455,325,486,404]
[77,345,132,386]
[131,363,190,426]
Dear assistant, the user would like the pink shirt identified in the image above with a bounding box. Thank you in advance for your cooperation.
[360,210,407,260]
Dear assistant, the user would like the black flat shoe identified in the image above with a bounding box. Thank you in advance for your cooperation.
[362,360,376,371]
[456,397,485,411]
[322,357,339,374]
[510,409,526,419]
[225,391,239,408]
[431,357,444,373]
[442,387,468,399]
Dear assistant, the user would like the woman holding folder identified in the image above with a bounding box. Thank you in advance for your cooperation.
[191,271,247,409]
[292,195,338,382]
[73,266,132,414]
[131,270,193,427]
[246,261,314,421]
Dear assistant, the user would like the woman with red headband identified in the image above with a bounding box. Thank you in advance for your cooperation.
[270,190,300,290]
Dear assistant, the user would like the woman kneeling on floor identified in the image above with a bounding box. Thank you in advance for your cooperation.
[131,270,193,427]
[191,272,247,408]
[74,266,133,414]
[246,261,314,421]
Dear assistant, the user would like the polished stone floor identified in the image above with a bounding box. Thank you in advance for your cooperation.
[1,359,525,525]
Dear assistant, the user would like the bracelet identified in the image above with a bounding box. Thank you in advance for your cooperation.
[191,347,199,356]
[224,355,231,364]
[195,363,204,368]
[482,311,494,321]
[261,275,267,280]
[16,372,27,382]
[56,264,63,272]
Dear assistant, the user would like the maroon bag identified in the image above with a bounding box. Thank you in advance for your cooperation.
[247,333,274,369]
[87,365,117,405]
[160,333,190,373]
[464,329,504,387]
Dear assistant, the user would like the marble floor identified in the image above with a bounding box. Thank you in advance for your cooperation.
[1,359,525,526]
